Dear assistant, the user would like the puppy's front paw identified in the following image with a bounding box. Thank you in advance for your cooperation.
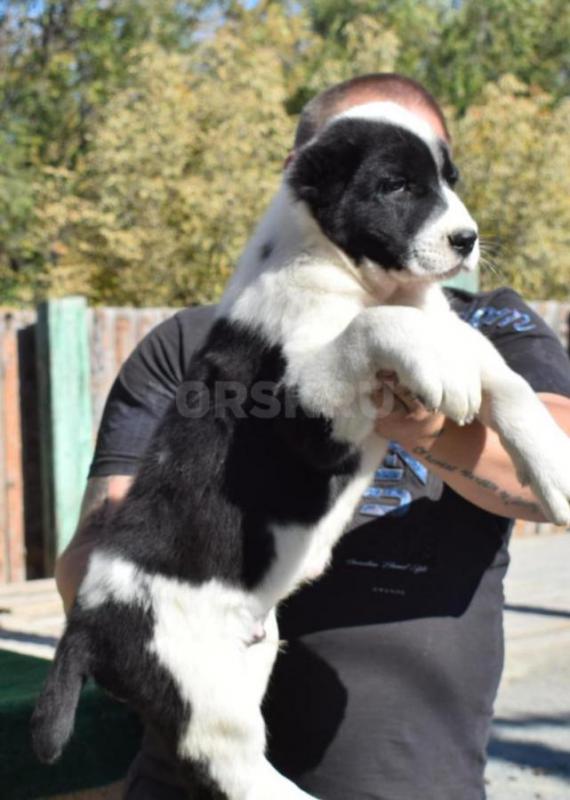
[439,368,482,426]
[397,352,481,425]
[432,332,482,425]
[511,422,570,526]
[393,357,444,413]
[530,450,570,526]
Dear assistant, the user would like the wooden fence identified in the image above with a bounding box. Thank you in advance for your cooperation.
[0,300,175,582]
[0,297,569,583]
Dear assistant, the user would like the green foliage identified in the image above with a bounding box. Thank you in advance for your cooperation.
[0,0,568,305]
[0,121,40,304]
[305,0,445,78]
[306,0,570,108]
[0,0,211,299]
[453,76,570,299]
[37,8,299,305]
[428,0,570,110]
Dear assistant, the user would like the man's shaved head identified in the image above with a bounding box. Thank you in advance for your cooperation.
[294,73,450,148]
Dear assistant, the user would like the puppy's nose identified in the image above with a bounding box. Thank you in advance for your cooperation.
[448,229,478,256]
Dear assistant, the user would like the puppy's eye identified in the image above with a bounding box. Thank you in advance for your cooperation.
[376,177,408,196]
[446,166,460,188]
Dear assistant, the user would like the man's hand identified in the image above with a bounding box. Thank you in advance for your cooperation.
[373,371,446,448]
[373,377,570,524]
[55,475,133,613]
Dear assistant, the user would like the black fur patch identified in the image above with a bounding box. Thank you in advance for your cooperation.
[288,118,448,270]
[102,318,359,589]
[440,142,460,187]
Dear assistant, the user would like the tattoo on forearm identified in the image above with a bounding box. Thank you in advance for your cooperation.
[459,468,497,492]
[412,446,541,514]
[413,446,457,473]
[496,490,541,513]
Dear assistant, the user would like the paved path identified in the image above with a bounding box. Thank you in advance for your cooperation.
[1,534,569,798]
[0,577,63,658]
[486,533,570,799]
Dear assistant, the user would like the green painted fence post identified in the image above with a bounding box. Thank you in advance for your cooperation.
[443,264,480,293]
[37,297,93,575]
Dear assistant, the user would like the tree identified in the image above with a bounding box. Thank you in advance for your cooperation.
[304,0,570,110]
[0,0,214,300]
[37,5,304,305]
[453,76,570,299]
[301,0,444,98]
[428,0,570,110]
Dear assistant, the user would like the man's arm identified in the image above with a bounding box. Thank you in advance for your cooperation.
[375,388,570,522]
[55,475,133,613]
[410,393,570,521]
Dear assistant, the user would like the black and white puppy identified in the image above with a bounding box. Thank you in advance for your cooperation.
[32,101,570,800]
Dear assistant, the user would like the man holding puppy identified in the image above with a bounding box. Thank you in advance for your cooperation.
[57,75,570,800]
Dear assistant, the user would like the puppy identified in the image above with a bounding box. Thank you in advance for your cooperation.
[32,101,570,800]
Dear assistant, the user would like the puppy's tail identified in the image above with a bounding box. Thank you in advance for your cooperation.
[31,624,91,764]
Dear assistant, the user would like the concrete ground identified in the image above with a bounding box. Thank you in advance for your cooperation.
[1,533,569,799]
[486,533,570,799]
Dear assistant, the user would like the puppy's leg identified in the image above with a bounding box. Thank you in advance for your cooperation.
[246,610,320,800]
[290,305,482,447]
[453,318,570,525]
[148,581,317,800]
[176,627,319,800]
[247,609,279,706]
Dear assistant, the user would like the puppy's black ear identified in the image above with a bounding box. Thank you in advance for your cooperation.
[287,130,361,206]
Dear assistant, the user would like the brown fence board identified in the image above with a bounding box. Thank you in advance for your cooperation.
[0,316,7,581]
[2,315,25,582]
[88,307,118,436]
[17,319,44,579]
[0,310,36,582]
[87,307,176,433]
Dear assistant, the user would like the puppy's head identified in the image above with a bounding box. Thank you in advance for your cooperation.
[287,101,478,282]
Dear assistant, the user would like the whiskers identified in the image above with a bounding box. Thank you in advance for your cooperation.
[478,235,504,280]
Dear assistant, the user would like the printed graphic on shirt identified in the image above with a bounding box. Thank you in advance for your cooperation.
[459,304,537,333]
[359,442,428,519]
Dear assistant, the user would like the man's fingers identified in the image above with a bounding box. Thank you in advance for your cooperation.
[376,371,427,413]
[373,374,443,422]
[390,383,424,414]
[372,384,409,417]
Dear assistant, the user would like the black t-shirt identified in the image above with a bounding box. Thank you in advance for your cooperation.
[90,289,570,800]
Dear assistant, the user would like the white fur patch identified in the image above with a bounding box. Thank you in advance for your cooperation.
[79,551,145,609]
[409,185,479,278]
[79,553,317,798]
[335,100,442,164]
